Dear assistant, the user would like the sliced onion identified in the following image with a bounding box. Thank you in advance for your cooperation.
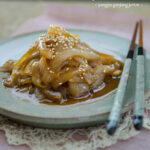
[0,60,15,73]
[17,86,29,93]
[3,78,13,88]
[69,75,84,83]
[11,46,39,84]
[38,57,53,85]
[102,64,115,74]
[17,77,32,86]
[12,45,38,71]
[32,62,46,88]
[52,66,89,89]
[73,57,88,66]
[50,48,100,71]
[23,59,38,76]
[92,50,117,65]
[83,72,94,85]
[102,64,122,76]
[29,84,35,94]
[83,63,103,85]
[91,73,105,89]
[40,49,54,60]
[68,82,89,98]
[41,89,62,102]
[35,88,45,100]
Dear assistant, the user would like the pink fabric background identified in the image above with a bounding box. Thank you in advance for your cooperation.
[1,3,150,150]
[12,3,150,51]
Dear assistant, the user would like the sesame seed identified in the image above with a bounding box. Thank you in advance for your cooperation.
[49,70,54,73]
[59,82,62,85]
[66,67,69,71]
[81,76,84,79]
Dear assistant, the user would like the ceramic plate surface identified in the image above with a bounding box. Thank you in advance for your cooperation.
[0,30,150,128]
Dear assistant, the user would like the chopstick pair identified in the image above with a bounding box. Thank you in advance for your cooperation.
[107,20,145,135]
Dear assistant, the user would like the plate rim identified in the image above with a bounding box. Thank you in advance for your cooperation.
[0,29,149,128]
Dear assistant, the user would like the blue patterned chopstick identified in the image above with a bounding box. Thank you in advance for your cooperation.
[107,22,139,135]
[133,20,145,130]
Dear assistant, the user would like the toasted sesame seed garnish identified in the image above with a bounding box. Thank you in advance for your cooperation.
[66,67,70,71]
[81,76,84,79]
[49,70,54,73]
[59,82,62,85]
[37,25,80,58]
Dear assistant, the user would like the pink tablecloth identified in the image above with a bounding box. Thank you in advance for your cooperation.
[12,3,150,51]
[1,3,150,150]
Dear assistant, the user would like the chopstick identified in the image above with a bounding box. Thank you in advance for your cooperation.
[133,20,145,130]
[107,22,139,135]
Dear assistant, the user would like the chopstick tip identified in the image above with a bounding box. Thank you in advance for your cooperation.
[133,115,143,130]
[107,120,117,135]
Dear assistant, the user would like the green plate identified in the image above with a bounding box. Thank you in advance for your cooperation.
[0,30,150,128]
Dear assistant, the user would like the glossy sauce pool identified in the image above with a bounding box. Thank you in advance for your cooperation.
[40,75,120,105]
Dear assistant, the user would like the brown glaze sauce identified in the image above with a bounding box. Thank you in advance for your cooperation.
[40,60,124,106]
[40,75,120,106]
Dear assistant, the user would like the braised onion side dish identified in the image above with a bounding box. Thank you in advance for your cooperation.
[0,26,123,105]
